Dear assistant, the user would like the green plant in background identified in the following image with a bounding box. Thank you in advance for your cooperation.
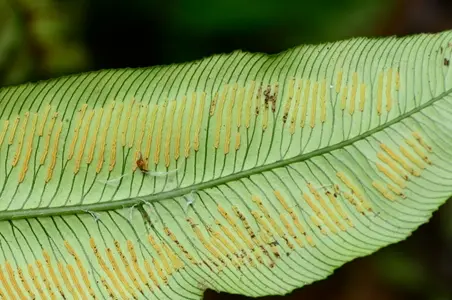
[2,0,395,83]
[0,0,89,86]
[0,29,451,299]
[108,0,394,65]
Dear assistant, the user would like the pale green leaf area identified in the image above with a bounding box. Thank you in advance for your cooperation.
[0,29,452,299]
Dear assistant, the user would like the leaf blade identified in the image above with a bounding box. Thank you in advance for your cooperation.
[0,30,451,298]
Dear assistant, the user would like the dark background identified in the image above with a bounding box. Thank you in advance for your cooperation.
[1,0,452,299]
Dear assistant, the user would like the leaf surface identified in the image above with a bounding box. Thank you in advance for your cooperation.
[0,30,452,299]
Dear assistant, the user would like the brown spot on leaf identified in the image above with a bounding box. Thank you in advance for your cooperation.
[282,113,288,123]
[263,85,271,109]
[263,83,278,113]
[272,83,279,112]
[136,151,148,173]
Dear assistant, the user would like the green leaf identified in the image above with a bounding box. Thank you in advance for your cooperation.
[0,29,451,299]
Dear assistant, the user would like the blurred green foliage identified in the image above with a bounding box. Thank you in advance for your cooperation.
[0,0,89,86]
[0,0,394,86]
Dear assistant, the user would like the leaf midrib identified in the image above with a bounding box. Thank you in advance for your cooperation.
[1,88,451,221]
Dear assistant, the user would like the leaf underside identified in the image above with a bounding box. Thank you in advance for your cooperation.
[0,30,452,299]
